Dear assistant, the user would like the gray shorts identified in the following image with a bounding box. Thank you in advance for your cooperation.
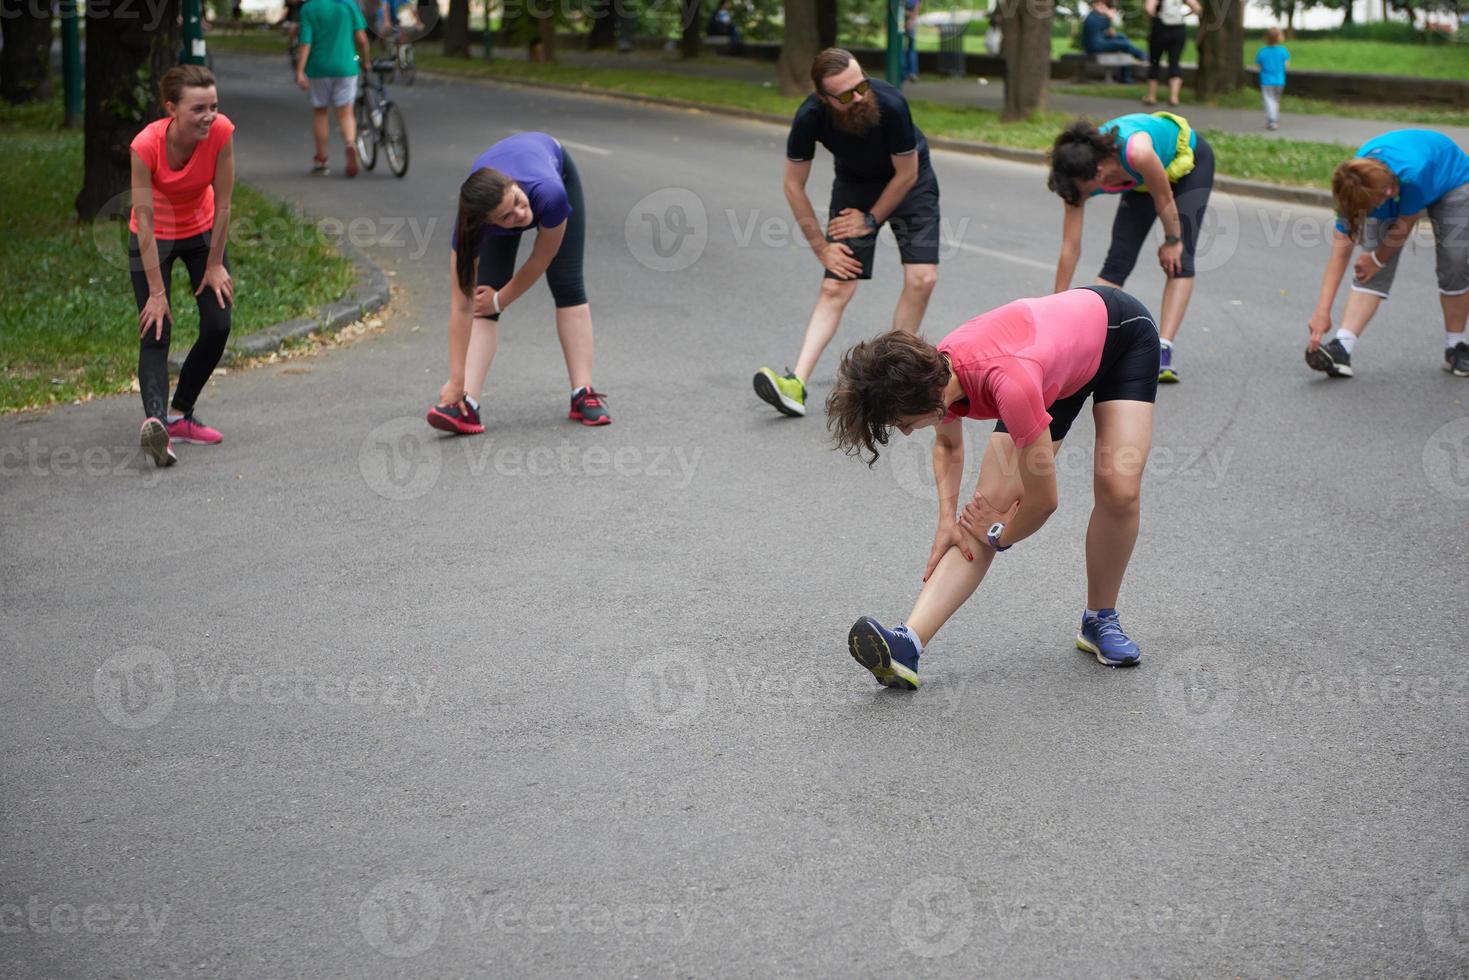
[308,75,358,109]
[1352,179,1469,298]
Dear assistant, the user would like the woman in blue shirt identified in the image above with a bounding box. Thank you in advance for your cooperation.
[1306,130,1469,379]
[1048,112,1215,383]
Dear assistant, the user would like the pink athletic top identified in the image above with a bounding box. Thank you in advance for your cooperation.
[936,289,1109,447]
[128,113,235,240]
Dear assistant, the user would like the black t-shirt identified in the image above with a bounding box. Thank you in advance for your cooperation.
[786,78,930,184]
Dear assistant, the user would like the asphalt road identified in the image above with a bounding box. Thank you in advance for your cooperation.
[2,50,1467,978]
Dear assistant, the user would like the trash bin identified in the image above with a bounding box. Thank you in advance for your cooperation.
[938,21,968,78]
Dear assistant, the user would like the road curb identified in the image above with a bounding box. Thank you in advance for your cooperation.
[168,239,391,372]
[421,69,1337,210]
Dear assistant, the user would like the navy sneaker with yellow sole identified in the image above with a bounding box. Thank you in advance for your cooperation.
[847,616,920,690]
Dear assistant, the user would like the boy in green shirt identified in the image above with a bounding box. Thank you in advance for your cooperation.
[295,0,370,176]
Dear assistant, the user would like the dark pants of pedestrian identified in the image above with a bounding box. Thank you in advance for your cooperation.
[1148,23,1186,80]
[1099,135,1215,285]
[475,150,587,317]
[129,233,232,422]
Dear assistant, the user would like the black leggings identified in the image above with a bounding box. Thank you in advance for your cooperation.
[476,149,587,317]
[129,233,232,421]
[1098,134,1214,284]
[1148,23,1186,81]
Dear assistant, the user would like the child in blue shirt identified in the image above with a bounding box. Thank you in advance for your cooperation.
[1255,27,1289,131]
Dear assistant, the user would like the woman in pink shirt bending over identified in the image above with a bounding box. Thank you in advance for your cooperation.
[827,285,1159,689]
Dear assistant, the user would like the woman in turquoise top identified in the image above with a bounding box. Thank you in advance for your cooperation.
[1047,112,1215,383]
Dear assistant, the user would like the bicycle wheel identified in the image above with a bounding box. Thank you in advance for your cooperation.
[354,93,379,171]
[399,42,415,86]
[383,102,409,178]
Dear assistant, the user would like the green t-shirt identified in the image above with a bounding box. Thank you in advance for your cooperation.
[299,0,367,79]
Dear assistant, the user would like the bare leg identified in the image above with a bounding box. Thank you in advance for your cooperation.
[1168,76,1183,105]
[1157,275,1195,344]
[1441,290,1469,334]
[554,303,594,391]
[1085,400,1153,610]
[906,433,1062,644]
[335,102,356,149]
[464,317,499,400]
[1340,288,1384,339]
[892,263,938,334]
[1145,78,1158,103]
[793,278,859,383]
[312,107,329,159]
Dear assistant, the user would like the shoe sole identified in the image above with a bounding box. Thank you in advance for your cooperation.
[168,432,221,445]
[426,408,484,435]
[1158,369,1180,384]
[753,370,805,417]
[568,411,612,426]
[140,420,177,468]
[1075,633,1141,668]
[1304,348,1353,378]
[1442,361,1469,378]
[848,617,918,691]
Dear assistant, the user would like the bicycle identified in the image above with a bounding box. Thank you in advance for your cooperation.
[388,26,415,86]
[354,58,409,178]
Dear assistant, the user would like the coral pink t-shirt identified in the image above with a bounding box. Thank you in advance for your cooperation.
[936,289,1109,447]
[128,113,235,240]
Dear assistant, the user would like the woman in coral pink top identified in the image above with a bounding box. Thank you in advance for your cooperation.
[828,285,1159,689]
[128,65,236,468]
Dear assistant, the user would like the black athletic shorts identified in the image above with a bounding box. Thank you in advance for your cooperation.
[475,148,587,316]
[994,285,1159,444]
[824,166,941,280]
[1098,134,1214,284]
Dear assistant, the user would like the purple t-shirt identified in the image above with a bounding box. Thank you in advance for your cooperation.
[459,133,571,244]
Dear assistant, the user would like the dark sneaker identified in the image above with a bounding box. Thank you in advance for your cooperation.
[1158,344,1179,383]
[1443,342,1469,378]
[569,387,611,426]
[311,156,329,176]
[426,399,484,435]
[1305,338,1354,378]
[753,367,807,417]
[1076,608,1142,667]
[847,616,920,691]
[140,417,177,468]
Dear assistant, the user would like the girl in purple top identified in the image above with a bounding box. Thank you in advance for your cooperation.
[428,132,609,433]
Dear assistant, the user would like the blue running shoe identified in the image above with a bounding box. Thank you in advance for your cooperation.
[1076,608,1142,667]
[848,616,920,690]
[1158,344,1179,383]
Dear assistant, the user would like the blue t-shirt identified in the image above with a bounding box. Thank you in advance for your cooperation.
[462,133,570,243]
[1255,45,1289,87]
[1334,130,1469,232]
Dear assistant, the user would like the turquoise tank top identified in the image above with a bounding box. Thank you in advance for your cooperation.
[1098,113,1199,189]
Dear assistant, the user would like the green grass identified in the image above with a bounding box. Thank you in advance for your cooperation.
[1054,82,1469,128]
[0,98,354,413]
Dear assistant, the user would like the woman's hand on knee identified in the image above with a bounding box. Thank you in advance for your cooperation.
[957,491,1020,543]
[923,521,978,582]
[195,265,233,309]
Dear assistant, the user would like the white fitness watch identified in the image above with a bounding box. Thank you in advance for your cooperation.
[987,522,1010,553]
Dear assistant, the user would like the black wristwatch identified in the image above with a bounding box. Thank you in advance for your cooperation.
[987,522,1011,553]
[1163,233,1181,245]
[863,212,878,233]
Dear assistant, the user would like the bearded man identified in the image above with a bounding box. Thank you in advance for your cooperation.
[754,48,943,419]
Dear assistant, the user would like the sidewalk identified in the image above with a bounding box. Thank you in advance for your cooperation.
[487,44,1469,148]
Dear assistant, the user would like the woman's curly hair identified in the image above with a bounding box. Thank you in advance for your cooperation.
[1047,119,1120,207]
[1332,156,1395,243]
[826,331,951,467]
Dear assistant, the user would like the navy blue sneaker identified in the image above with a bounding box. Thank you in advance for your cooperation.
[848,616,920,690]
[1077,609,1141,667]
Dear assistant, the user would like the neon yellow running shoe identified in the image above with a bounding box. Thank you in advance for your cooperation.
[753,367,807,417]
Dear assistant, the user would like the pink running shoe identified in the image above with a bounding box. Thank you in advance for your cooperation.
[167,414,223,444]
[140,418,178,468]
[426,399,484,435]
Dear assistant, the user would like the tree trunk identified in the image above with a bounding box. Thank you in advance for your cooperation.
[776,0,819,97]
[1341,0,1354,26]
[816,0,836,48]
[1285,0,1295,34]
[1000,0,1053,121]
[443,0,470,56]
[1,0,55,104]
[75,0,179,221]
[680,0,702,57]
[536,6,556,60]
[1194,0,1244,98]
[586,0,617,48]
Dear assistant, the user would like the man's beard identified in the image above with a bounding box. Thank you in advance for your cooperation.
[831,97,880,135]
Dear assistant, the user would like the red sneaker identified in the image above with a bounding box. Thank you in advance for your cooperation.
[140,418,178,468]
[345,145,359,178]
[426,399,484,435]
[569,387,611,426]
[167,414,223,444]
